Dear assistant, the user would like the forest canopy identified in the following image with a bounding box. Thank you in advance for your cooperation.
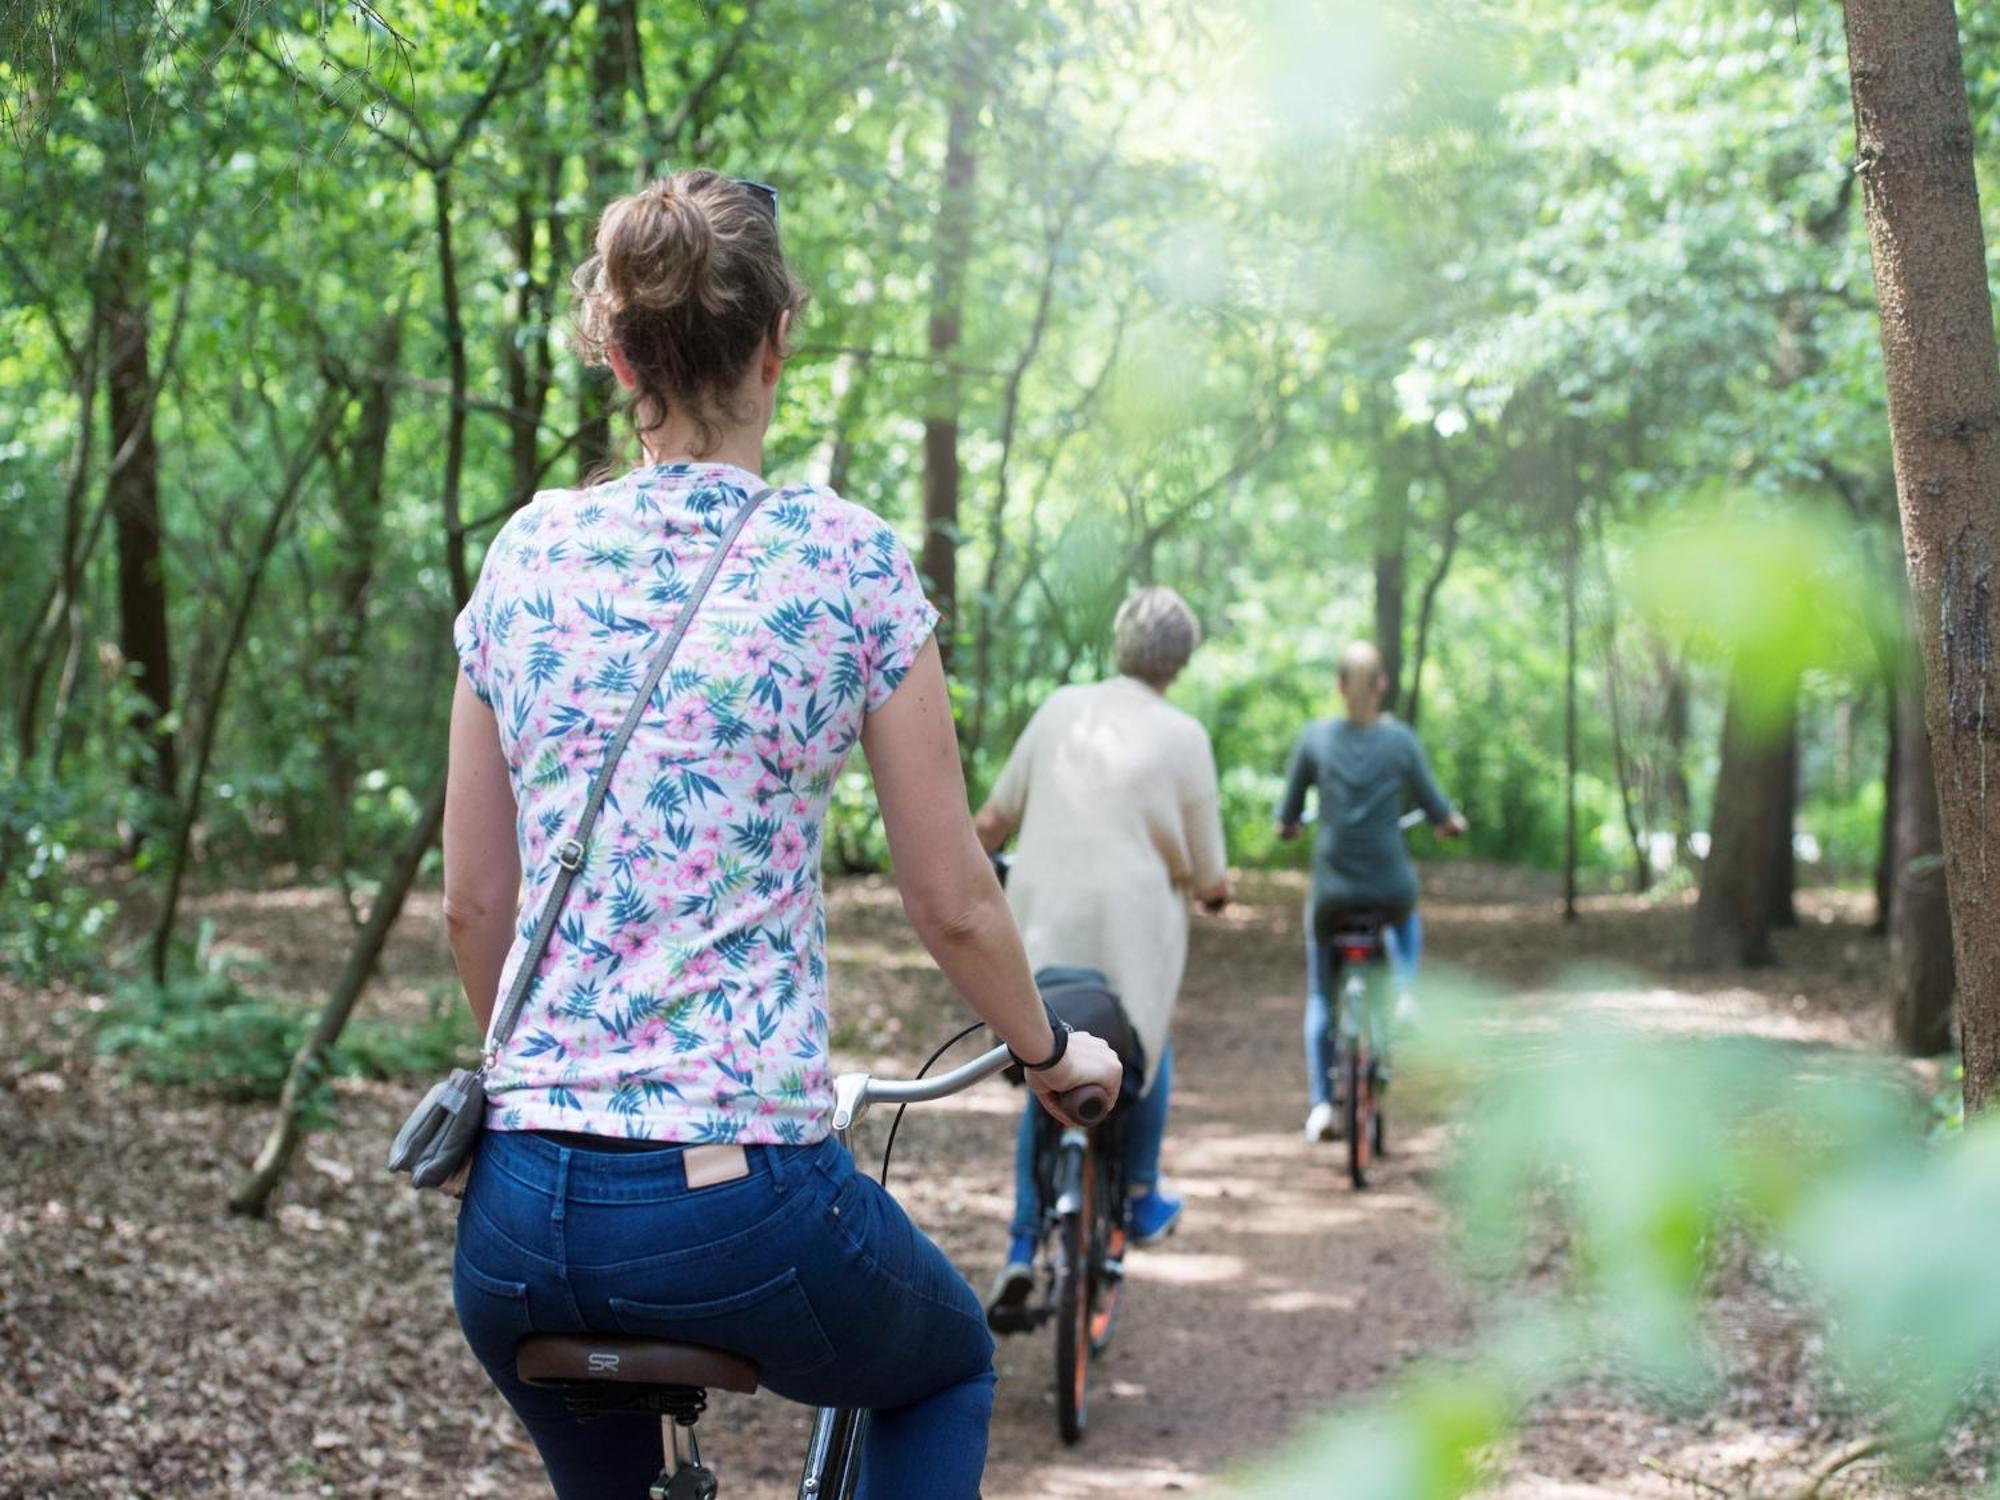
[1,0,1993,995]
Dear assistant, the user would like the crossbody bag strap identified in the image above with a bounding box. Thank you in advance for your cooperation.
[480,485,775,1070]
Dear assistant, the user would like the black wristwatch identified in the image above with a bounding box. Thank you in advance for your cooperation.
[1010,1005,1072,1072]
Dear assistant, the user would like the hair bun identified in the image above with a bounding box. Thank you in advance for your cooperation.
[598,182,724,316]
[569,169,809,455]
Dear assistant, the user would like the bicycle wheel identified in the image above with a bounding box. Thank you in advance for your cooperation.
[1055,1140,1093,1445]
[1345,1038,1373,1189]
[1087,1147,1123,1356]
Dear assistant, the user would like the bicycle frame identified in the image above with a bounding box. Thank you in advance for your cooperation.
[793,1043,1015,1500]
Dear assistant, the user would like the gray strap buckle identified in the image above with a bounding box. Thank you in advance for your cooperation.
[555,837,585,871]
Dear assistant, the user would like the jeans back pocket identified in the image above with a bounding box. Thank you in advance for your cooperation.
[611,1267,837,1381]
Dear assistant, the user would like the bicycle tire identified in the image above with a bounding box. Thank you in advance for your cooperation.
[1055,1142,1093,1444]
[1087,1149,1123,1356]
[1345,1040,1372,1189]
[1371,1073,1387,1160]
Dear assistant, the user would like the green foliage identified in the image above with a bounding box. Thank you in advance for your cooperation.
[94,925,477,1113]
[97,942,307,1104]
[1800,777,1885,883]
[824,769,891,875]
[0,0,1952,920]
[1631,504,1898,739]
[0,771,118,982]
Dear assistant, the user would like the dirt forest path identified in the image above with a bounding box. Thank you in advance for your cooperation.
[0,865,1915,1498]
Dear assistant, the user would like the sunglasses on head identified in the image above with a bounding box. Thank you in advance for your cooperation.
[736,179,779,222]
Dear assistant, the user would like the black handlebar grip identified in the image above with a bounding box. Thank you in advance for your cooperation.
[1061,1084,1111,1125]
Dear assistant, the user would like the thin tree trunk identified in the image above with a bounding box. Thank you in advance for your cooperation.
[1601,605,1649,895]
[150,395,341,982]
[1874,685,1899,934]
[1690,655,1799,968]
[1842,0,2000,1108]
[1373,430,1414,712]
[229,775,448,1216]
[1891,670,1955,1054]
[824,350,871,499]
[1562,478,1579,923]
[317,320,401,887]
[503,188,550,502]
[434,167,474,607]
[921,49,979,670]
[1403,432,1466,733]
[576,0,633,482]
[15,312,100,766]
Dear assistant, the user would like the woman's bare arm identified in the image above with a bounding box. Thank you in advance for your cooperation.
[862,639,1119,1122]
[443,677,522,1035]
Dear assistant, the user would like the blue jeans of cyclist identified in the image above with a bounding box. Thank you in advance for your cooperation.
[1007,1044,1172,1238]
[1303,910,1421,1108]
[453,1130,995,1500]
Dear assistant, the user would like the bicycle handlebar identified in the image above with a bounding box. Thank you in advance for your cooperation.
[833,1043,1113,1133]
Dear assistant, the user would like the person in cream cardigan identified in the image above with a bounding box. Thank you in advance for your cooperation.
[975,587,1231,1318]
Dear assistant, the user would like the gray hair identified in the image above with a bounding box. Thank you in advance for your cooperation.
[1113,587,1203,688]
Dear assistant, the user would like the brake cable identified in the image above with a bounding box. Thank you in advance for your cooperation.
[877,1020,988,1189]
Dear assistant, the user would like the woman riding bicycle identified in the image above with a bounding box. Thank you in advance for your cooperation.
[441,170,1120,1500]
[972,587,1230,1319]
[1277,641,1465,1143]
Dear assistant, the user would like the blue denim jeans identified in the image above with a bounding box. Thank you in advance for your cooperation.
[452,1130,995,1500]
[1007,1045,1172,1238]
[1304,910,1421,1107]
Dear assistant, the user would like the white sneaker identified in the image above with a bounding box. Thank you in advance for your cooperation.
[1304,1101,1337,1142]
[1394,990,1419,1030]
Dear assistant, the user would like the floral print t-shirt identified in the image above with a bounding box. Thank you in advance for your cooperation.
[454,462,939,1145]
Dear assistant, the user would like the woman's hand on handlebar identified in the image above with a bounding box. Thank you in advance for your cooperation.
[1028,1029,1122,1128]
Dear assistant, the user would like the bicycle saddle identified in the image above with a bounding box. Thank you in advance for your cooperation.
[517,1334,759,1394]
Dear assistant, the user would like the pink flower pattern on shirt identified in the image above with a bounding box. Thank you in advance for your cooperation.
[454,463,939,1144]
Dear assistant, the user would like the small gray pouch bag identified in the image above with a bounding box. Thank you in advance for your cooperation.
[388,487,774,1194]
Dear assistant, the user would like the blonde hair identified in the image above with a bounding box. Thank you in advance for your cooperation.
[1114,588,1203,688]
[571,170,809,452]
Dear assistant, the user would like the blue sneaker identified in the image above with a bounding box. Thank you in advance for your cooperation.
[985,1232,1038,1333]
[1128,1188,1183,1247]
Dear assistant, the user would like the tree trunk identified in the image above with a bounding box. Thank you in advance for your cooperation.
[920,55,979,670]
[1842,0,2000,1108]
[1874,686,1899,934]
[15,312,100,769]
[1402,437,1466,733]
[576,0,633,483]
[1562,480,1579,923]
[317,319,401,887]
[1766,718,1800,928]
[1594,508,1649,893]
[1890,671,1955,1054]
[1690,655,1799,968]
[504,187,552,504]
[101,159,178,811]
[1657,640,1693,866]
[1374,435,1413,712]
